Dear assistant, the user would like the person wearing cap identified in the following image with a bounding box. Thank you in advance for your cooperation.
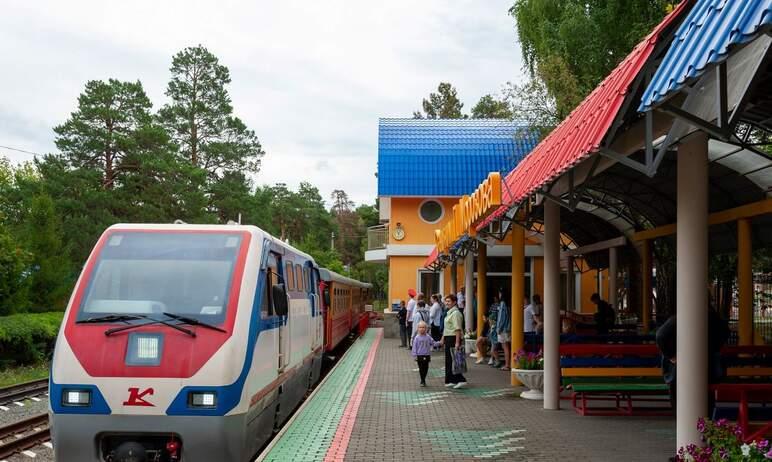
[406,289,417,347]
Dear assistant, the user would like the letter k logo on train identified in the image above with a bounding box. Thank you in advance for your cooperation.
[123,387,155,406]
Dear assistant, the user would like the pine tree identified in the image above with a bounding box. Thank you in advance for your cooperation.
[159,45,265,179]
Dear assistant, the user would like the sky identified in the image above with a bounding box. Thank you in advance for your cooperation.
[0,1,526,207]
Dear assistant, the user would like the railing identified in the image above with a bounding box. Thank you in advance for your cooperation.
[367,225,388,250]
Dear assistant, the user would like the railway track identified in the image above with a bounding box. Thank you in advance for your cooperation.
[0,379,49,407]
[0,413,50,459]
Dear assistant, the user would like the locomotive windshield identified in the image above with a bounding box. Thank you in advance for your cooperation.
[77,231,244,325]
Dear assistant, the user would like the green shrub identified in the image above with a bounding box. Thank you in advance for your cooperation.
[0,312,64,366]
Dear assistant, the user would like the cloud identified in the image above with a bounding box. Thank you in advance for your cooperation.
[0,0,525,207]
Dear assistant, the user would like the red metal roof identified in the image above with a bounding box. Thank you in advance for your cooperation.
[477,2,689,230]
[423,246,439,268]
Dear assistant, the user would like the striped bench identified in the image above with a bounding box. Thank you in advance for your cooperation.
[560,344,670,416]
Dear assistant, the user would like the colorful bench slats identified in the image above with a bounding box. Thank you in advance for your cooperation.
[561,367,662,377]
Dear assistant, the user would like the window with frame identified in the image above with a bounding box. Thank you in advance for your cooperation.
[285,262,295,291]
[295,264,303,292]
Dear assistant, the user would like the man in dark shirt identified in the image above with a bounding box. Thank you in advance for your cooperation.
[590,293,615,335]
[396,301,408,348]
[655,307,730,411]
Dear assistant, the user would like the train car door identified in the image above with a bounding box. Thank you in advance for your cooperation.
[309,266,322,351]
[278,259,293,372]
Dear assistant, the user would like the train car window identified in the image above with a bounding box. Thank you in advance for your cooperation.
[295,264,303,292]
[303,267,310,293]
[285,262,295,291]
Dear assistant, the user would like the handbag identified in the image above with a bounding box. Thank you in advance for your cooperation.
[451,345,468,375]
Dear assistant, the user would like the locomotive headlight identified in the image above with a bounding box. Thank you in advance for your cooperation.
[189,391,217,408]
[62,389,91,407]
[126,333,163,366]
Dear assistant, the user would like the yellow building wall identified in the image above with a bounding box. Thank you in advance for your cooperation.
[389,197,460,246]
[388,256,427,305]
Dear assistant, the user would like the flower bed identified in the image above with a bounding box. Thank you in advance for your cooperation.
[676,418,771,461]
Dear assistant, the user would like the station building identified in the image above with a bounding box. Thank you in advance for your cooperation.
[366,119,611,313]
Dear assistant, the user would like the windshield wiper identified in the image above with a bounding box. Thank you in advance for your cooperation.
[162,312,227,333]
[77,314,144,324]
[104,315,196,337]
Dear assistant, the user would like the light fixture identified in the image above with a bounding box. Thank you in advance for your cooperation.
[62,389,91,407]
[189,392,217,408]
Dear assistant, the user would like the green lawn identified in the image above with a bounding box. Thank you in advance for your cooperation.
[0,362,49,388]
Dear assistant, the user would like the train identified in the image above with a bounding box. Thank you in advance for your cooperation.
[49,223,372,462]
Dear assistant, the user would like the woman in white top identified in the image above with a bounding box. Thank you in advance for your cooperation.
[428,294,443,341]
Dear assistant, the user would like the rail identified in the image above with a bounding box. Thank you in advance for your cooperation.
[0,413,50,459]
[0,378,49,406]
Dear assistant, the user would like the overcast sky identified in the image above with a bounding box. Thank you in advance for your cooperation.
[0,1,525,207]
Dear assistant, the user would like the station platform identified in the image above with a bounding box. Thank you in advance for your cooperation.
[257,328,676,461]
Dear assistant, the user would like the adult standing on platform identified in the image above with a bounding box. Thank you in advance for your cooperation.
[429,294,443,341]
[406,289,417,347]
[496,289,511,371]
[397,300,408,348]
[457,287,465,310]
[441,294,467,389]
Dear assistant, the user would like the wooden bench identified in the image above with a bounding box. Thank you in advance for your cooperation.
[711,383,772,442]
[560,344,671,416]
[712,346,772,440]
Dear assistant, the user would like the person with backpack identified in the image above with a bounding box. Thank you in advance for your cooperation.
[411,301,431,342]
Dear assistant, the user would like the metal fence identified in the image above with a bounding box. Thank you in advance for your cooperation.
[726,272,772,345]
[366,225,388,250]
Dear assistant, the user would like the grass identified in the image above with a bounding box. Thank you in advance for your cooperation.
[0,362,49,388]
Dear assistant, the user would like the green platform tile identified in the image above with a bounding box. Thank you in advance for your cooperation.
[261,329,379,461]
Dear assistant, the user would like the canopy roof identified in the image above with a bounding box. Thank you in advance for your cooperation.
[640,0,772,111]
[478,2,690,229]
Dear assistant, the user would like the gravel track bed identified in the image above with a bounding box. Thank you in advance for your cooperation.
[4,442,54,462]
[0,398,52,462]
[0,398,48,427]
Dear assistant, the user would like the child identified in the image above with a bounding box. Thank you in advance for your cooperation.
[412,321,438,386]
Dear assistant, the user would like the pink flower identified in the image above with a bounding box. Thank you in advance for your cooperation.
[697,417,706,433]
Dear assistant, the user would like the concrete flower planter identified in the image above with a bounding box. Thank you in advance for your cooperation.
[512,369,544,400]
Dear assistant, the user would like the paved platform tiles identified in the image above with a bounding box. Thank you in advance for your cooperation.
[260,328,677,461]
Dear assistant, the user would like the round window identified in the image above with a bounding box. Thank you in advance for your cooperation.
[419,200,444,223]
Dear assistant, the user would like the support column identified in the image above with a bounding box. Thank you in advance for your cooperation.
[738,218,753,345]
[566,257,575,311]
[543,199,561,410]
[676,133,709,449]
[609,247,618,311]
[464,253,474,334]
[476,245,487,338]
[511,225,525,386]
[450,260,458,296]
[642,239,652,333]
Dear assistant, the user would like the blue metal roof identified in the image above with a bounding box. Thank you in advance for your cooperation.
[377,119,538,196]
[639,0,772,111]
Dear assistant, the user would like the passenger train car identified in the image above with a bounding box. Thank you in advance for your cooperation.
[49,223,371,462]
[319,269,372,352]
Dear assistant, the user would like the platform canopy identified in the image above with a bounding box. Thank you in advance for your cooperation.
[477,2,690,230]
